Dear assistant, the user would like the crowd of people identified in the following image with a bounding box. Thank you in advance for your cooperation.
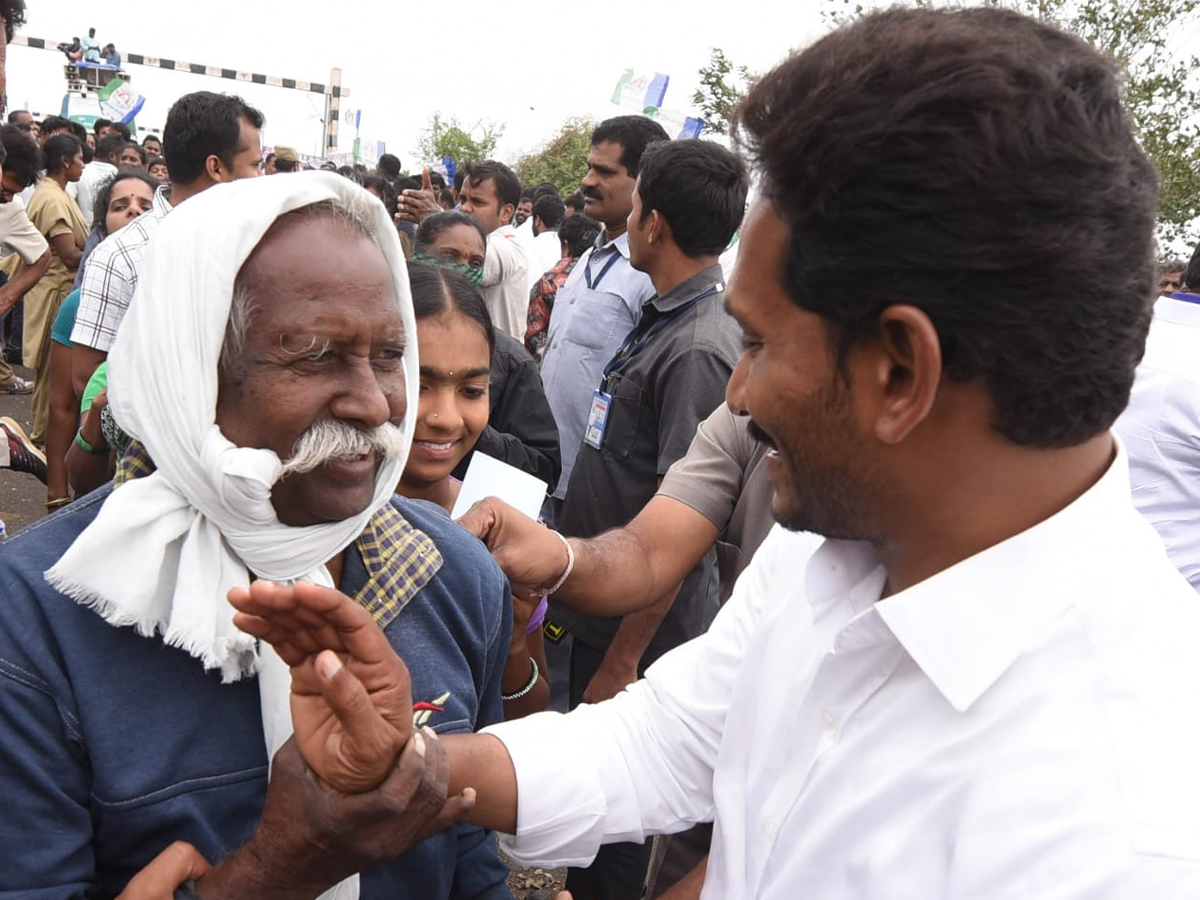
[0,0,1199,898]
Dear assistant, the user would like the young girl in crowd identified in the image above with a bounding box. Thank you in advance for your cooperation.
[400,261,550,718]
[50,170,158,504]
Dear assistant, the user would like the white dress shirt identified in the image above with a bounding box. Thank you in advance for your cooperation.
[482,224,531,342]
[485,443,1200,897]
[1114,293,1200,591]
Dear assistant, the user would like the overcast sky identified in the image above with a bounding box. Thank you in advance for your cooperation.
[8,2,828,165]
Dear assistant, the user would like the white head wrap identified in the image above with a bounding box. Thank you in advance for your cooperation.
[46,173,417,899]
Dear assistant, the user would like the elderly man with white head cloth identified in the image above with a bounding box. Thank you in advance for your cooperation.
[0,173,515,899]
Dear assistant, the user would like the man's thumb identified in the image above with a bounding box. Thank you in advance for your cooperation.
[422,166,432,191]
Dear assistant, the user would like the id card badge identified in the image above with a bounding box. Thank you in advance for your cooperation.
[583,389,613,449]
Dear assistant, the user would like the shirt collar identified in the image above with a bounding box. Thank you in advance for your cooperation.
[1157,293,1200,325]
[595,230,631,260]
[153,184,174,215]
[873,438,1139,712]
[649,264,725,314]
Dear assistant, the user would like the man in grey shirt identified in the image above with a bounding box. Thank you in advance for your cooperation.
[550,138,748,900]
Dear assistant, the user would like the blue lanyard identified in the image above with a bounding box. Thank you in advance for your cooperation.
[602,284,723,384]
[1168,291,1200,306]
[585,251,621,290]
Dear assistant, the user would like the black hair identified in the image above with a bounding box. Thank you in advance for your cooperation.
[4,109,27,123]
[396,175,421,192]
[414,209,489,254]
[39,115,72,136]
[377,152,402,178]
[636,140,747,257]
[590,115,669,178]
[558,213,601,258]
[565,191,585,212]
[0,0,25,43]
[43,133,82,174]
[453,167,467,191]
[109,122,132,141]
[532,194,565,230]
[81,141,93,164]
[142,134,162,149]
[519,188,535,202]
[462,159,521,211]
[428,170,446,191]
[532,182,560,202]
[121,142,146,165]
[93,118,113,136]
[337,165,362,185]
[95,133,126,164]
[92,168,159,238]
[163,92,264,184]
[407,260,495,358]
[68,120,88,144]
[1183,243,1200,292]
[146,155,167,178]
[734,6,1158,448]
[0,124,40,186]
[362,174,398,218]
[274,157,299,173]
[438,188,454,208]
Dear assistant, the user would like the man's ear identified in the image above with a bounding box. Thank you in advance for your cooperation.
[646,209,669,245]
[205,154,226,183]
[865,304,942,445]
[498,203,515,226]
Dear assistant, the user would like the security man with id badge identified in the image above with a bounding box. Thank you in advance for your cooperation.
[549,138,748,900]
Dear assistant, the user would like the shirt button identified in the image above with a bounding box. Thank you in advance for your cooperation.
[763,820,778,838]
[552,342,559,349]
[570,297,576,304]
[822,709,837,730]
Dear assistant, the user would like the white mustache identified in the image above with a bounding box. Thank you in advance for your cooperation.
[280,419,406,476]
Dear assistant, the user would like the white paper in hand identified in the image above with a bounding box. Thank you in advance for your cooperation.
[450,452,549,522]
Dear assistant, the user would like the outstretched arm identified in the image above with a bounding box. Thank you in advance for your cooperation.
[230,581,521,834]
[458,494,718,614]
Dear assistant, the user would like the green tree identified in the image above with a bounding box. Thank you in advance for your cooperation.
[822,0,1200,247]
[414,112,505,168]
[692,47,755,135]
[513,118,595,195]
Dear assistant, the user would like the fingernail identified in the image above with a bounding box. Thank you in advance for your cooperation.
[413,731,426,758]
[422,725,439,741]
[317,653,342,681]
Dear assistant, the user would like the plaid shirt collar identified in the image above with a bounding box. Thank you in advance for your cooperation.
[114,442,441,627]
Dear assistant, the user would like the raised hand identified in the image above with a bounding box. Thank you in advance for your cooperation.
[456,497,573,602]
[396,166,441,224]
[229,580,411,792]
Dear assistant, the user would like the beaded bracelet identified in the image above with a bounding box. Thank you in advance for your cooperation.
[501,657,539,701]
[541,530,575,597]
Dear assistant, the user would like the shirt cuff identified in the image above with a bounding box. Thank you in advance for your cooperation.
[482,709,610,868]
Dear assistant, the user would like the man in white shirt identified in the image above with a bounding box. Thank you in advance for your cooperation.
[529,193,565,279]
[456,160,530,342]
[230,8,1200,899]
[1114,246,1200,590]
[71,133,122,228]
